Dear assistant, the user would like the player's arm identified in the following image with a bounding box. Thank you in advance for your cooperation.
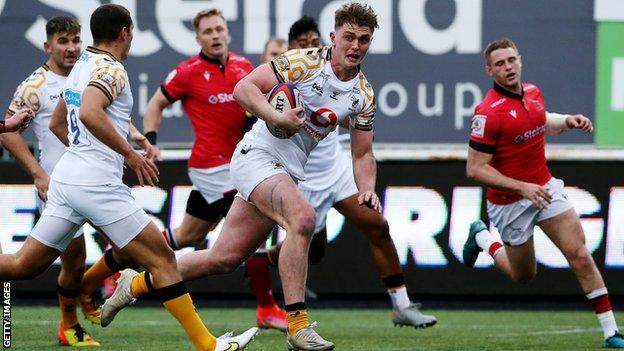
[545,112,593,135]
[466,147,551,209]
[1,110,49,200]
[79,86,159,186]
[1,110,32,134]
[233,63,303,134]
[129,123,160,161]
[350,127,381,213]
[142,89,171,158]
[50,98,69,146]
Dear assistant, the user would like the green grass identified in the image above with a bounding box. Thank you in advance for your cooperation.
[7,306,618,350]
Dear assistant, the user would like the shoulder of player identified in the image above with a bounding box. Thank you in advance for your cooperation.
[16,65,49,91]
[522,82,543,99]
[286,46,328,67]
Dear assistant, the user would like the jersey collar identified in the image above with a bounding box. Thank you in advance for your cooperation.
[493,82,523,100]
[86,46,117,61]
[199,50,228,72]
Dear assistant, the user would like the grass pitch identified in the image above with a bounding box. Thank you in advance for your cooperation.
[7,306,616,350]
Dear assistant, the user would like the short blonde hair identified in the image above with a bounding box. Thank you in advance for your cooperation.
[484,38,519,65]
[193,9,225,32]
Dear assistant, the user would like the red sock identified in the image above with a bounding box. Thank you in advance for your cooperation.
[488,242,503,257]
[245,254,276,307]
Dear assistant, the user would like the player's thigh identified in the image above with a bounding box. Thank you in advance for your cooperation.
[113,219,175,269]
[300,187,335,234]
[26,216,82,274]
[335,194,388,236]
[210,196,277,263]
[538,208,585,258]
[249,173,315,231]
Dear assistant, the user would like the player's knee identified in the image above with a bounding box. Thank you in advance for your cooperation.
[291,208,316,237]
[567,246,594,271]
[365,216,391,242]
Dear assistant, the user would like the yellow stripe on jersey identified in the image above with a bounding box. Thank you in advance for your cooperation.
[89,58,128,101]
[8,66,47,114]
[272,47,328,84]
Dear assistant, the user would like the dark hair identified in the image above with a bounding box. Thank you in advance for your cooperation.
[484,37,519,65]
[90,4,132,44]
[335,2,378,33]
[288,16,319,42]
[193,9,225,32]
[46,16,80,39]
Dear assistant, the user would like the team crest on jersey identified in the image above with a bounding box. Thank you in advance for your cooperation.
[203,71,211,81]
[274,54,290,73]
[471,115,486,138]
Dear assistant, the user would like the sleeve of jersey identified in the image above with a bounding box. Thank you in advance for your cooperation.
[88,62,128,105]
[270,49,315,84]
[351,94,375,132]
[468,109,498,154]
[160,65,188,103]
[7,77,43,116]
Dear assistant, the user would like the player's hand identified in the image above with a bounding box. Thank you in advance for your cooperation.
[519,182,552,209]
[34,173,50,202]
[358,190,382,213]
[129,129,162,161]
[5,109,34,133]
[275,107,305,135]
[565,114,593,133]
[125,150,159,186]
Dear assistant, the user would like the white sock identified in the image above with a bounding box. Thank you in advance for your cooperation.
[598,311,619,339]
[388,286,411,310]
[475,228,497,251]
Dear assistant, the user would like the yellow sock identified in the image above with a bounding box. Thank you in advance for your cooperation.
[81,255,115,296]
[58,293,78,327]
[163,293,216,351]
[130,272,151,298]
[287,309,309,335]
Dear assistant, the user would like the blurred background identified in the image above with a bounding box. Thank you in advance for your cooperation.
[0,0,623,303]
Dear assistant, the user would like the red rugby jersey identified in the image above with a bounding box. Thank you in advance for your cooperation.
[161,51,254,168]
[469,83,552,205]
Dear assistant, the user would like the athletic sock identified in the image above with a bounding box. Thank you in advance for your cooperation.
[475,229,504,258]
[587,287,619,338]
[285,302,309,336]
[162,227,179,250]
[156,282,216,350]
[383,273,411,310]
[57,285,80,328]
[245,253,277,307]
[81,249,122,296]
[130,271,154,298]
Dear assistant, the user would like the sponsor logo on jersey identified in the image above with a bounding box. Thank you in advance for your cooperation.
[470,114,486,138]
[310,108,338,128]
[513,124,545,143]
[312,82,324,96]
[208,93,235,104]
[49,94,60,103]
[330,91,339,100]
[490,98,506,108]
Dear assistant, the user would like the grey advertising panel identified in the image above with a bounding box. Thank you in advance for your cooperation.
[0,0,594,145]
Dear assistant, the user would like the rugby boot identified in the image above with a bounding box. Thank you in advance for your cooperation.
[100,269,137,327]
[463,220,487,267]
[606,332,624,348]
[256,304,288,332]
[286,321,335,351]
[79,293,101,325]
[392,302,437,328]
[57,322,100,347]
[215,327,259,351]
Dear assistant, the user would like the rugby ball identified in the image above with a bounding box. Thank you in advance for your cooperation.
[266,83,303,139]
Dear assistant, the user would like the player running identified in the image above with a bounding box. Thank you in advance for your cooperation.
[463,37,624,349]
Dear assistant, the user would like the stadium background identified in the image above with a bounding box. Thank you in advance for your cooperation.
[0,0,623,300]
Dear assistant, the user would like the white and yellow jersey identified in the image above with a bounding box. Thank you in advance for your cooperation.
[51,46,133,186]
[7,64,67,175]
[243,46,375,181]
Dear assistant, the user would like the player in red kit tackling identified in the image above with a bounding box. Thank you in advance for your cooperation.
[463,38,624,349]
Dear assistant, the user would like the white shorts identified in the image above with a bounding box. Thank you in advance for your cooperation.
[487,177,574,246]
[35,189,83,239]
[230,143,292,201]
[188,165,235,204]
[300,161,358,233]
[34,180,151,250]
